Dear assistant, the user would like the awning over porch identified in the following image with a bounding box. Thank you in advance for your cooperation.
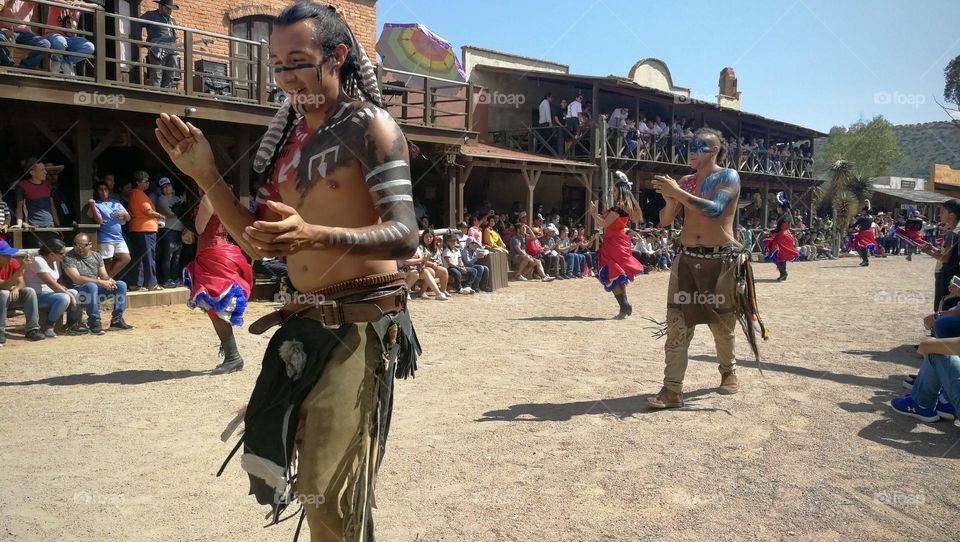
[452,143,596,227]
[870,186,953,205]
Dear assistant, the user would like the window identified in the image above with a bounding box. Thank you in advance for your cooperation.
[230,16,273,99]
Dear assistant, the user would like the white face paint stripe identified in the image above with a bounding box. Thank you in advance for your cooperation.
[376,194,413,205]
[368,179,411,192]
[396,222,411,236]
[364,160,407,180]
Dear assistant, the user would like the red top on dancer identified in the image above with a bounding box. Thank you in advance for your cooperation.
[590,170,644,319]
[183,193,253,373]
[763,191,799,281]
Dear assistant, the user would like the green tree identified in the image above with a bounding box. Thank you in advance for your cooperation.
[945,54,960,107]
[815,115,903,179]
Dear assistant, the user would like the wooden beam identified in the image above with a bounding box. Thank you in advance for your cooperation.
[90,126,124,161]
[74,113,93,225]
[32,119,77,164]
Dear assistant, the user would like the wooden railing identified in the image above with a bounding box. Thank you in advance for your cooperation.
[0,0,275,104]
[377,65,471,131]
[1,0,472,131]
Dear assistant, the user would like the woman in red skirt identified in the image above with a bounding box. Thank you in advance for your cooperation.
[763,192,800,281]
[590,171,644,319]
[849,203,879,267]
[183,192,253,374]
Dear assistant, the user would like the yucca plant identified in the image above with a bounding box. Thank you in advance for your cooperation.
[820,159,861,254]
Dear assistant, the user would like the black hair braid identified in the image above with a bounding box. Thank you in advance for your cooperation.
[262,105,297,186]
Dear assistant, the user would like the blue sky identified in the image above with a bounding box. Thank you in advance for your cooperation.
[376,0,960,132]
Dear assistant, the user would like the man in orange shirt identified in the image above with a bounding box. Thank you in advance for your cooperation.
[127,171,165,290]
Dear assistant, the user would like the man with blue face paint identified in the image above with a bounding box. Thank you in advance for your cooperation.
[648,128,767,409]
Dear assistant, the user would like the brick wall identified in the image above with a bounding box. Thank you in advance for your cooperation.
[163,0,376,67]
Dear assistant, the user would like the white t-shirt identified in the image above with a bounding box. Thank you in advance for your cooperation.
[538,99,552,125]
[608,108,627,130]
[566,100,582,119]
[25,256,59,295]
[442,247,463,267]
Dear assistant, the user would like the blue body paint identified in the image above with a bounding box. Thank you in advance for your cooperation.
[697,169,740,217]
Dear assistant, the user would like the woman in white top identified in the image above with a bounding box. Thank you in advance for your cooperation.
[24,238,81,337]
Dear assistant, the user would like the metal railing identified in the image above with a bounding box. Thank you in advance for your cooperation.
[489,122,814,178]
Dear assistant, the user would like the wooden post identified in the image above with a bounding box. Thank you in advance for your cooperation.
[73,113,93,226]
[447,165,456,228]
[762,180,770,226]
[183,30,194,96]
[94,9,106,84]
[257,41,269,105]
[423,77,432,126]
[466,84,473,132]
[522,169,541,222]
[583,173,593,233]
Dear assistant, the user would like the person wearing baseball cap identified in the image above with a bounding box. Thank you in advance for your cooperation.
[134,0,180,88]
[0,240,44,343]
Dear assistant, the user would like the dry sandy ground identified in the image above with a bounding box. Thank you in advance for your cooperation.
[0,256,957,542]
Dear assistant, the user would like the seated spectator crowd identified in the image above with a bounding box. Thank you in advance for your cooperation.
[405,202,677,301]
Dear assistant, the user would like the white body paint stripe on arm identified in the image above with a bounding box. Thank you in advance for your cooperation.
[364,160,407,180]
[377,194,414,205]
[369,179,411,192]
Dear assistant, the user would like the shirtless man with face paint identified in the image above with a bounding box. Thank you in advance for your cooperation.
[647,127,767,409]
[155,3,420,540]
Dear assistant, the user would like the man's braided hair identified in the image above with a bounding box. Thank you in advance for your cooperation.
[252,1,383,182]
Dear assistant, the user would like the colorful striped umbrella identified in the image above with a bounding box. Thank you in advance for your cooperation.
[376,23,465,82]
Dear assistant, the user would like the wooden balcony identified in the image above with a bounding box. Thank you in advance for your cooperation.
[489,123,816,181]
[0,0,473,135]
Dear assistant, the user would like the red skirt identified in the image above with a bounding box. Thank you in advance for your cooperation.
[763,230,799,263]
[850,229,878,251]
[596,232,644,291]
[183,244,253,326]
[895,227,925,248]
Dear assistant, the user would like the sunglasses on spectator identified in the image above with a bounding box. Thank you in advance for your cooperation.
[76,242,93,248]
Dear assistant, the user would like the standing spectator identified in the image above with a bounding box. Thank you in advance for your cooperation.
[0,241,43,343]
[0,0,50,69]
[87,180,131,278]
[15,158,60,246]
[537,92,553,153]
[461,237,491,292]
[44,0,99,75]
[23,238,82,337]
[127,171,164,290]
[155,177,184,287]
[564,93,583,153]
[442,233,476,294]
[45,163,75,226]
[61,233,133,334]
[134,0,180,88]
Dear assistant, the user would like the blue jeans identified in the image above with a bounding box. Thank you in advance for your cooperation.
[933,315,960,339]
[45,34,94,64]
[563,252,585,276]
[447,266,477,290]
[0,32,51,68]
[911,354,960,410]
[156,228,183,284]
[130,231,158,287]
[74,281,127,323]
[36,290,78,326]
[466,263,489,290]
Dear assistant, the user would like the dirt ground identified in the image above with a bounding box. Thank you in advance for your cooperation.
[0,255,957,542]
